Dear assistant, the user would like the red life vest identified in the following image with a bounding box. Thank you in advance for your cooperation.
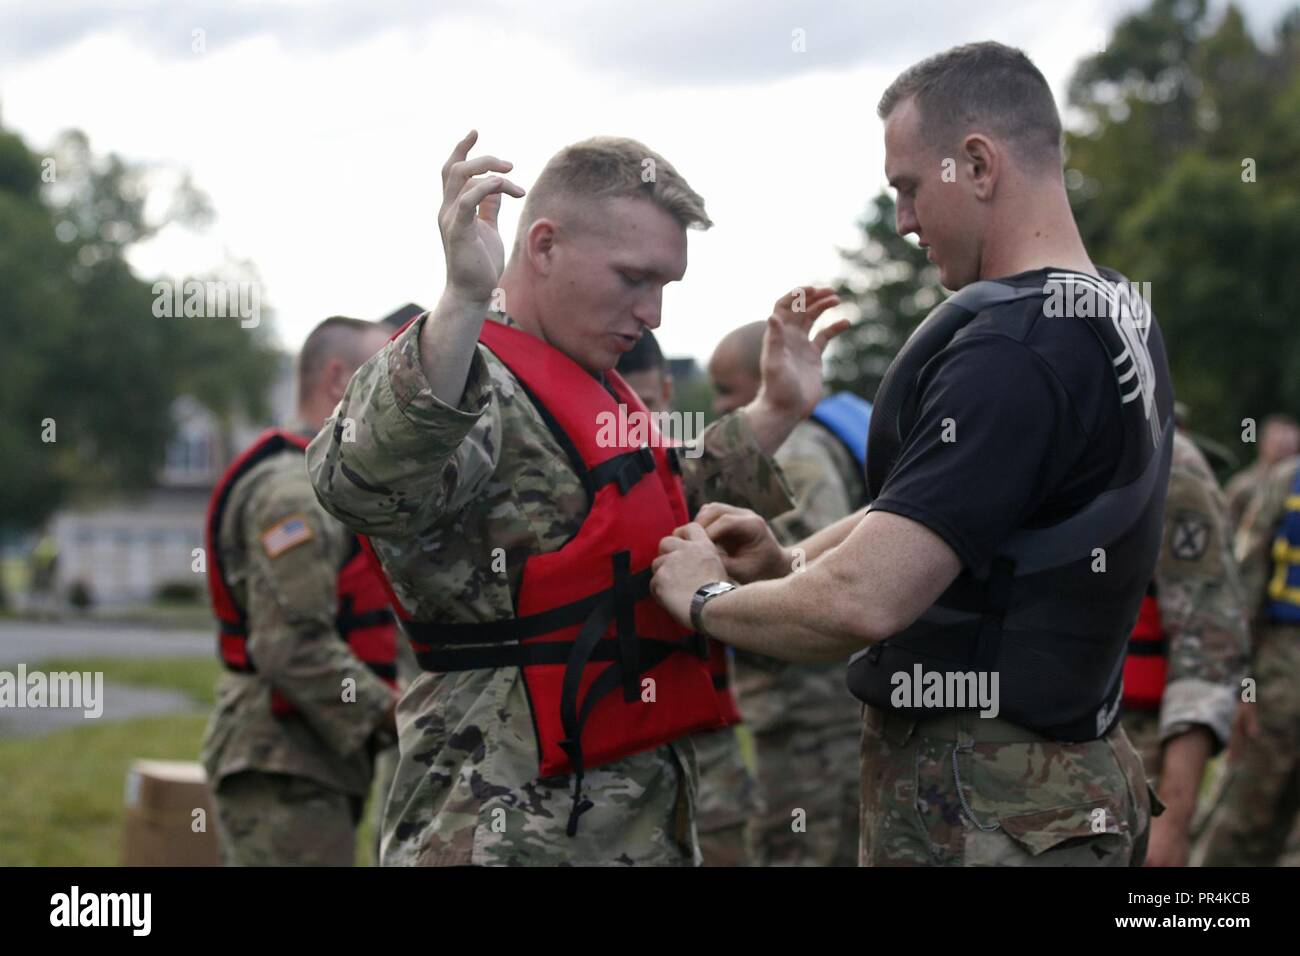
[205,428,398,717]
[370,319,735,834]
[1121,582,1167,711]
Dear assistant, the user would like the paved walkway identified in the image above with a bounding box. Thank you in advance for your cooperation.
[0,619,212,737]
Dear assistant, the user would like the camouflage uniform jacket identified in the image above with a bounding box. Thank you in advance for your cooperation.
[307,313,794,866]
[1139,430,1250,753]
[200,423,397,797]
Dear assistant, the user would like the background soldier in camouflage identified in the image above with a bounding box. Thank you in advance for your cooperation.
[1224,414,1299,533]
[201,317,399,866]
[1120,429,1249,866]
[308,132,847,866]
[1198,453,1300,865]
[708,321,865,867]
[617,331,757,867]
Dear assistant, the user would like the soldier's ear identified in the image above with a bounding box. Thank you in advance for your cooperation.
[322,357,352,402]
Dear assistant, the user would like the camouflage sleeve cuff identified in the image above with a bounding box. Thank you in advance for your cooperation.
[386,312,493,437]
[1159,679,1238,753]
[680,411,795,520]
[286,664,395,760]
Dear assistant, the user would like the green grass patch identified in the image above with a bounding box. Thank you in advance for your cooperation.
[0,713,210,865]
[0,655,385,865]
[33,656,220,707]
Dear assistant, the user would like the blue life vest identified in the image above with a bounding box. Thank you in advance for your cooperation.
[810,392,873,473]
[1266,464,1300,623]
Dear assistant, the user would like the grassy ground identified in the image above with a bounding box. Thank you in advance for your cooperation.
[0,655,380,866]
[90,603,214,630]
[0,712,211,865]
[37,655,220,706]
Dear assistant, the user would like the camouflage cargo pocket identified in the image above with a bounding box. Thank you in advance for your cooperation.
[958,738,1138,867]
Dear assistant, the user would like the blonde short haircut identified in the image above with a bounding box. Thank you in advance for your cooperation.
[513,136,712,252]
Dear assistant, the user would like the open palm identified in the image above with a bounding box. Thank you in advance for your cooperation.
[758,286,849,417]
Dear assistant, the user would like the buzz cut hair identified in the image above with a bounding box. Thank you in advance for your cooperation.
[513,136,712,253]
[296,315,384,402]
[877,41,1064,173]
[615,328,666,376]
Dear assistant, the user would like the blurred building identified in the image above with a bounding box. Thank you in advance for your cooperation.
[46,356,295,607]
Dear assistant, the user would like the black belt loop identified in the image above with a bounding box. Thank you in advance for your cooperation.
[612,551,641,703]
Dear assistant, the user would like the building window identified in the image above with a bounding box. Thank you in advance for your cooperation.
[164,430,213,481]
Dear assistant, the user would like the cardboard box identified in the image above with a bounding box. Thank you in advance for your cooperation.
[122,760,221,866]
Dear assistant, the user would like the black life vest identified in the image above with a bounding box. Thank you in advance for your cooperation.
[846,274,1175,741]
[1121,583,1167,711]
[370,319,737,835]
[205,428,399,717]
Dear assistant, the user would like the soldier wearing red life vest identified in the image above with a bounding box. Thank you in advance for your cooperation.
[307,132,846,866]
[200,316,400,866]
[1118,428,1249,866]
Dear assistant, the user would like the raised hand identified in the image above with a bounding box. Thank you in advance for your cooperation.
[756,286,849,419]
[438,130,526,307]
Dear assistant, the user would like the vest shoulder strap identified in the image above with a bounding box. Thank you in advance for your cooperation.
[998,412,1175,575]
[866,281,1048,497]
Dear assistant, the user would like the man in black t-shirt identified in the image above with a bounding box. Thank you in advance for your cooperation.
[651,42,1174,866]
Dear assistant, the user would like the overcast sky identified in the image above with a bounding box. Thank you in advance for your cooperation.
[2,0,1295,363]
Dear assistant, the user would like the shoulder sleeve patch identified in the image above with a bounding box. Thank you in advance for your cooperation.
[259,514,315,558]
[1169,510,1211,561]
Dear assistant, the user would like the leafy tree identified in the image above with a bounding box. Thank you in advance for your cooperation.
[1066,0,1300,458]
[0,124,279,539]
[824,192,940,400]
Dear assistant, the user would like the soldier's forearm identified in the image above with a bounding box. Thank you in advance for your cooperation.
[740,394,804,459]
[681,413,794,520]
[420,288,492,408]
[796,507,867,564]
[1156,726,1214,824]
[254,628,396,754]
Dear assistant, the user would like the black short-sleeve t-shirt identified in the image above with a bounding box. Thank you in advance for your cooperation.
[868,268,1126,573]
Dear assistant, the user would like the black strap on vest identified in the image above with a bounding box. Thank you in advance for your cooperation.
[220,535,396,680]
[405,555,709,836]
[998,414,1174,575]
[511,376,656,500]
[867,281,1045,499]
[1125,638,1168,656]
[589,447,658,496]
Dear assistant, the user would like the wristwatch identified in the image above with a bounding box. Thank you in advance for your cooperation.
[690,581,737,637]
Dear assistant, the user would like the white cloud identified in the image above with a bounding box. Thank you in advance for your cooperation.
[0,0,1288,364]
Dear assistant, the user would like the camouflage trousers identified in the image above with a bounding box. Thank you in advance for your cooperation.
[734,656,861,866]
[859,708,1153,866]
[369,744,400,865]
[1198,626,1300,866]
[380,668,700,867]
[213,770,363,866]
[691,726,757,866]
